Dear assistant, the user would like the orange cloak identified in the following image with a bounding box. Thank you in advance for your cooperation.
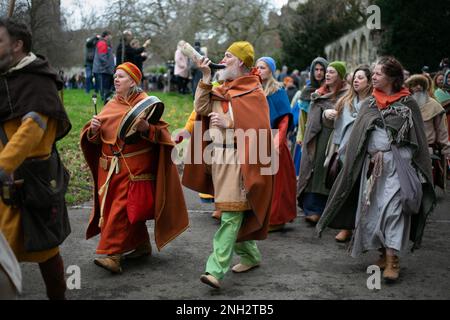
[80,92,189,252]
[182,76,274,242]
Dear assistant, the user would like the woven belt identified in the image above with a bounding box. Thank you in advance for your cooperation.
[130,173,155,181]
[102,147,152,159]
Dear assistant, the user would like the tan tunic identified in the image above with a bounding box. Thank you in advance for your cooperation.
[195,82,250,211]
[0,114,59,263]
[420,98,450,155]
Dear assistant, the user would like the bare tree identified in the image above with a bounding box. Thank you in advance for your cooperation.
[102,0,141,63]
[198,0,280,60]
[97,0,280,64]
[3,0,68,68]
[2,0,282,69]
[0,0,7,15]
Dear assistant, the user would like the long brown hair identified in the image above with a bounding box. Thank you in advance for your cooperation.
[336,65,373,116]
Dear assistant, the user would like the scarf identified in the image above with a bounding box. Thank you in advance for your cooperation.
[316,85,330,97]
[373,87,411,110]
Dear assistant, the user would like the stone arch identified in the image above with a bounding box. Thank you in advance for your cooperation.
[332,47,337,61]
[344,42,351,63]
[359,35,369,65]
[338,45,343,61]
[352,38,358,69]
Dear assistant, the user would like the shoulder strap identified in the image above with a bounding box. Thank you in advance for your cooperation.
[0,125,9,146]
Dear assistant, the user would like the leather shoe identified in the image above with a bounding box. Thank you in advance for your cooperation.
[200,274,221,289]
[231,263,260,273]
[94,255,122,274]
[305,214,320,225]
[335,230,352,242]
[383,255,400,282]
[124,242,152,260]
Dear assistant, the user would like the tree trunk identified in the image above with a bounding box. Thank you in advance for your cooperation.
[8,0,15,17]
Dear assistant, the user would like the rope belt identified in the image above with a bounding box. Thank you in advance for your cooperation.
[98,146,152,228]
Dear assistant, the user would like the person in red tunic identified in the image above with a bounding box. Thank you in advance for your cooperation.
[256,57,297,232]
[80,62,189,274]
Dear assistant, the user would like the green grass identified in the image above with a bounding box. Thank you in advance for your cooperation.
[58,89,194,206]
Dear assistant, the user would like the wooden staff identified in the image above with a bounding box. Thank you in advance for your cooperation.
[92,93,98,115]
[8,0,16,17]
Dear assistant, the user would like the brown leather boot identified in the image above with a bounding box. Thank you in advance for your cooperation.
[38,253,67,300]
[94,254,123,274]
[375,248,387,269]
[124,241,152,260]
[383,255,400,282]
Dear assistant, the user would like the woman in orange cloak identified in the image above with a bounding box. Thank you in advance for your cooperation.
[80,62,189,274]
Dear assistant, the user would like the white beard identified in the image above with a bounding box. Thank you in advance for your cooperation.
[412,91,429,108]
[216,64,240,82]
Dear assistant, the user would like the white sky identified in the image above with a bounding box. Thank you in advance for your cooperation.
[61,0,289,29]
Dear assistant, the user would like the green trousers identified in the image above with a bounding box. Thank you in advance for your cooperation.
[206,211,261,280]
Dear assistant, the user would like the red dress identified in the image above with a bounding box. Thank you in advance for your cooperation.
[95,139,157,254]
[270,116,297,226]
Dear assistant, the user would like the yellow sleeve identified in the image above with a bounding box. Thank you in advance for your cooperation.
[184,110,197,134]
[296,110,307,143]
[0,113,48,174]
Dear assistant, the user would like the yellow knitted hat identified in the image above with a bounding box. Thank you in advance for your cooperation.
[226,41,255,68]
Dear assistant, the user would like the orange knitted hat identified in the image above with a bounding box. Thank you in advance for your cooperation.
[116,62,142,84]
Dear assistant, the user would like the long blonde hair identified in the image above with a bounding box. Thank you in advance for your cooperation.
[335,65,372,116]
[262,73,283,96]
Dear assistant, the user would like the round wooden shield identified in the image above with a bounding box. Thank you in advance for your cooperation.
[118,96,165,140]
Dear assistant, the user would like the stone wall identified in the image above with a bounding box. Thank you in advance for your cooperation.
[324,25,383,72]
